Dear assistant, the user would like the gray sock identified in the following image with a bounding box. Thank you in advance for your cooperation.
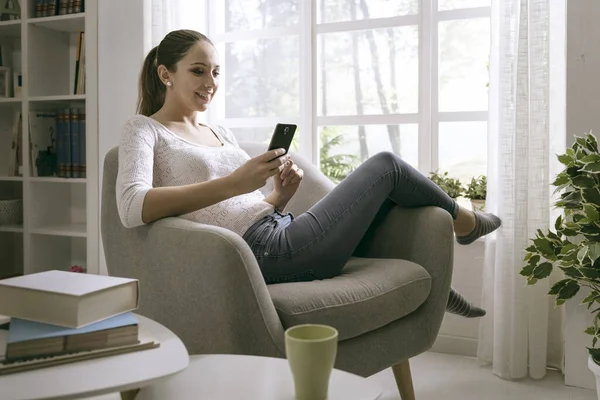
[456,212,501,245]
[446,287,486,318]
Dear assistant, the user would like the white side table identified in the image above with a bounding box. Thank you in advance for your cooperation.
[137,354,383,400]
[0,314,189,400]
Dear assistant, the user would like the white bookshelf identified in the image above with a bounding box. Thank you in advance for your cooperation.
[0,0,98,279]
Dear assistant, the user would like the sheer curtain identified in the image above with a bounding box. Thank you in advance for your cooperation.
[145,0,207,48]
[477,0,566,379]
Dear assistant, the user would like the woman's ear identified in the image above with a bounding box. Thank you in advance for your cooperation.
[157,65,171,85]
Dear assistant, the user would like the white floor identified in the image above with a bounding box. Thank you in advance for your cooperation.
[84,352,596,400]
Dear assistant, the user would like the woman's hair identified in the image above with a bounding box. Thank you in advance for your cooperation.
[137,29,214,116]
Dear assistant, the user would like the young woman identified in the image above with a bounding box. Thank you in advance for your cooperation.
[116,29,501,318]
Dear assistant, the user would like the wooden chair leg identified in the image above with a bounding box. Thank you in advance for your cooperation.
[392,359,416,400]
[120,388,140,400]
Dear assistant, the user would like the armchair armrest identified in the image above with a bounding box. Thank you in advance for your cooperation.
[354,205,454,333]
[131,217,286,357]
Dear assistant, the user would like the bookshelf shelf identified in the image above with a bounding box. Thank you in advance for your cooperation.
[0,224,23,233]
[29,94,86,102]
[28,13,85,33]
[30,177,86,183]
[0,0,98,278]
[0,20,21,37]
[30,222,87,237]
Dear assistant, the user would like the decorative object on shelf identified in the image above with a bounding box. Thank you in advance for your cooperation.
[0,66,11,98]
[0,0,20,21]
[519,133,600,393]
[68,265,86,273]
[427,170,464,199]
[0,196,22,226]
[12,72,21,98]
[465,175,487,212]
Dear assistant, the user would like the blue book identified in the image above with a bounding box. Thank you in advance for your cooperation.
[8,312,138,344]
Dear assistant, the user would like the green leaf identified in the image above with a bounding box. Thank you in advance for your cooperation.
[552,173,570,187]
[587,133,599,152]
[581,267,600,279]
[557,279,581,301]
[582,154,600,163]
[584,188,600,205]
[555,215,563,231]
[582,292,600,305]
[525,245,537,253]
[558,154,574,166]
[533,262,553,279]
[560,266,584,278]
[534,238,555,259]
[561,243,579,255]
[588,348,600,365]
[520,263,536,277]
[561,229,578,237]
[549,279,570,295]
[527,277,538,286]
[572,175,597,188]
[579,245,590,263]
[586,326,597,335]
[590,243,600,263]
[586,205,600,222]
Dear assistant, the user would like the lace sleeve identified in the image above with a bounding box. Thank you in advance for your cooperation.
[115,116,157,228]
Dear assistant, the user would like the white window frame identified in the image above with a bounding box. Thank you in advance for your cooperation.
[206,1,491,173]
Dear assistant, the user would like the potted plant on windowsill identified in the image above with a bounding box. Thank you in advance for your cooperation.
[428,170,464,199]
[519,133,600,398]
[465,175,487,212]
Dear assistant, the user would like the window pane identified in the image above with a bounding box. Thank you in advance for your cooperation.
[228,126,300,152]
[439,18,490,112]
[439,0,490,11]
[319,124,418,182]
[438,121,487,185]
[224,0,299,31]
[225,37,299,118]
[318,26,418,116]
[317,0,418,23]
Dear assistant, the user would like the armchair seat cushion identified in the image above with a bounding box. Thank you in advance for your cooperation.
[267,257,431,341]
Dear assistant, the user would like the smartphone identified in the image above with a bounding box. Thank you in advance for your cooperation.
[267,123,297,159]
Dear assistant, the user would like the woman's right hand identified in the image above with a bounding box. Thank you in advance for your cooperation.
[228,148,290,195]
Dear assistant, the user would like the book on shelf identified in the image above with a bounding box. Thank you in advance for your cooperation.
[0,270,140,329]
[35,0,84,18]
[28,109,86,178]
[74,31,85,95]
[7,111,22,177]
[5,312,139,362]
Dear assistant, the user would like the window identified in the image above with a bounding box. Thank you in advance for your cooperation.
[207,0,490,186]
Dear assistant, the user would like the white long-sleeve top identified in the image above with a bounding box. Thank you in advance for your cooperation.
[115,114,274,236]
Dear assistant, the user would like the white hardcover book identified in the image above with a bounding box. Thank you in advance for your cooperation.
[0,270,139,329]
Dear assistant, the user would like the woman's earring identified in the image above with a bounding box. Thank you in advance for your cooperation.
[166,81,172,87]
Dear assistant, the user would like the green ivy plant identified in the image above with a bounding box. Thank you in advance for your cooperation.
[465,175,487,200]
[520,133,600,364]
[428,171,464,199]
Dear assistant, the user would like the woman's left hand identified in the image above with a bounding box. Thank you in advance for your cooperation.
[273,158,304,197]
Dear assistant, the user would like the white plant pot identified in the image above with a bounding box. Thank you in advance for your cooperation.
[587,355,600,399]
[470,199,485,212]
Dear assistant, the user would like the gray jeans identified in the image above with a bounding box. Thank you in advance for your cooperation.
[242,152,459,284]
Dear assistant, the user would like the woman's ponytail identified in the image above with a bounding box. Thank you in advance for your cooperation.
[137,46,166,116]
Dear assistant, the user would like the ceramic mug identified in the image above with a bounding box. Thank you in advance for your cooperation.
[285,324,339,400]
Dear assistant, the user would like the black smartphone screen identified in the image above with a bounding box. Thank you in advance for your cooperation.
[267,123,297,156]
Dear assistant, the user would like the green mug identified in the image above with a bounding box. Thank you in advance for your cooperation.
[285,324,339,400]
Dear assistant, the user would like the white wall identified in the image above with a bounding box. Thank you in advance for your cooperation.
[564,0,600,390]
[97,0,148,275]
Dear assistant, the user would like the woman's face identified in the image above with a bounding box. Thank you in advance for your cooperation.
[164,40,220,113]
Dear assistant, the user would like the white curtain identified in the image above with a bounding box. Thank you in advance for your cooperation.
[478,0,566,379]
[146,0,207,48]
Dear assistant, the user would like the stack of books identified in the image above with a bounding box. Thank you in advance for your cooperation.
[0,270,158,375]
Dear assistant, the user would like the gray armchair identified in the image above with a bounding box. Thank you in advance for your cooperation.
[101,142,454,399]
